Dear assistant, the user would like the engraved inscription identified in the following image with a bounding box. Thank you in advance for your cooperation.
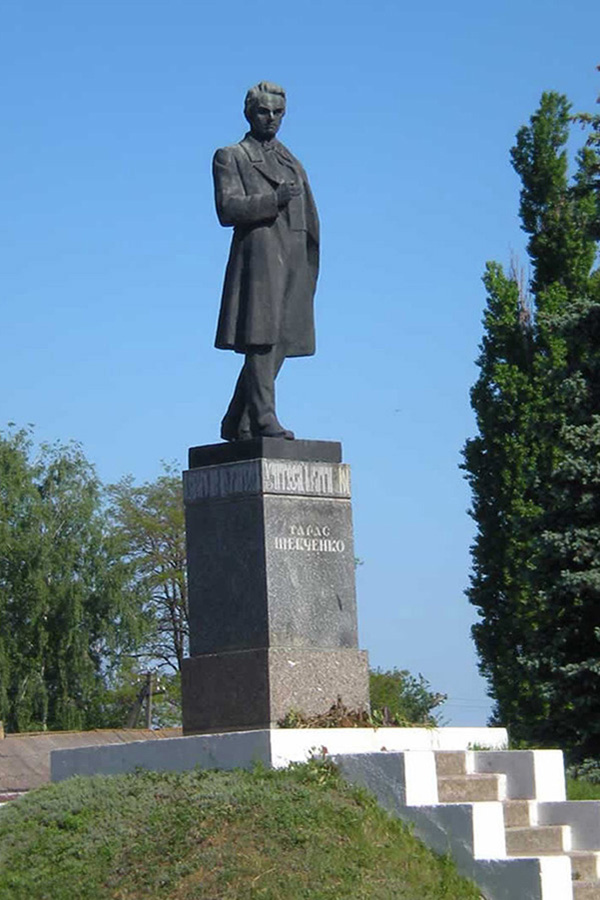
[290,524,330,536]
[263,460,351,497]
[184,461,261,502]
[274,522,346,553]
[183,459,351,501]
[338,466,351,495]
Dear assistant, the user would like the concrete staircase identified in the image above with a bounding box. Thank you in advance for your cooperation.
[436,751,600,900]
[336,746,600,900]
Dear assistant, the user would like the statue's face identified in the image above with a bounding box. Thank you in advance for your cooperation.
[248,93,285,140]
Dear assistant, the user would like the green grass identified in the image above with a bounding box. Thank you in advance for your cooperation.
[567,777,600,800]
[0,759,482,900]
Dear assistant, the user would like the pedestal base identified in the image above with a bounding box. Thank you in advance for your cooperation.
[181,647,369,734]
[182,439,369,734]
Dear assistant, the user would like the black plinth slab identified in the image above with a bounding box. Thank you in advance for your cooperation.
[188,438,341,469]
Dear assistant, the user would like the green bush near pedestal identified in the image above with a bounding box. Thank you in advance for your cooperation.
[369,667,447,726]
[0,760,480,899]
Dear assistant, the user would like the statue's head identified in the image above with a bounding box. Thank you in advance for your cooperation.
[244,81,286,141]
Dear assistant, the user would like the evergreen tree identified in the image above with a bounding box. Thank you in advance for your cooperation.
[528,289,600,759]
[462,263,543,731]
[464,85,600,758]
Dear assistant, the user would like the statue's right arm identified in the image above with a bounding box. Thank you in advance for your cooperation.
[213,148,278,227]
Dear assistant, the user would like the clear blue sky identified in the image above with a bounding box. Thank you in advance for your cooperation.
[2,0,599,725]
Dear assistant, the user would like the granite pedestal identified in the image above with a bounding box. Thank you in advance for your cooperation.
[181,438,369,733]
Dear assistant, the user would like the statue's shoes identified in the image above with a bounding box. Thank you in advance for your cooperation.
[220,420,295,442]
[256,427,295,440]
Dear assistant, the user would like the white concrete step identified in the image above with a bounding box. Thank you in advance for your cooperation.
[473,749,566,802]
[438,772,506,802]
[506,824,571,856]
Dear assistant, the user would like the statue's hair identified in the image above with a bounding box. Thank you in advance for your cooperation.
[244,81,286,119]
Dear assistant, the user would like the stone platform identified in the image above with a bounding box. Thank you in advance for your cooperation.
[50,726,509,781]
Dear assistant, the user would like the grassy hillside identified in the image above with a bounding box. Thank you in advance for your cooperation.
[0,759,481,899]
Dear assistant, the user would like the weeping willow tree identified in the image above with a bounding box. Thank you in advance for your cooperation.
[0,428,139,731]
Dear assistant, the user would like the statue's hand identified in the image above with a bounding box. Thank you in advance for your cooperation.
[276,182,301,208]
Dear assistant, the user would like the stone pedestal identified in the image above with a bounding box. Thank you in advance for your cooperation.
[181,438,369,733]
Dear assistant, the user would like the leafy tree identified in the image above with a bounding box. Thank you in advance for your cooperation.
[0,428,138,732]
[573,63,600,240]
[0,427,46,729]
[107,465,188,674]
[463,83,600,759]
[510,92,597,297]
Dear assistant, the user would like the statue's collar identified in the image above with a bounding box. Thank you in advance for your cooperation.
[240,133,294,164]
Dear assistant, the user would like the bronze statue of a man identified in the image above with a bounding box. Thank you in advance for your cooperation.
[213,81,320,441]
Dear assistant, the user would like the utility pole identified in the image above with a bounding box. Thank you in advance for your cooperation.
[126,672,154,729]
[145,671,153,729]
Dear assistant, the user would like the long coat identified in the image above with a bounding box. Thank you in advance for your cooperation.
[213,133,319,357]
